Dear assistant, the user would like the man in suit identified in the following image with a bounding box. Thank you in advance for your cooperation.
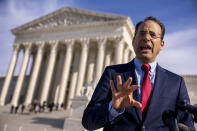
[82,16,195,131]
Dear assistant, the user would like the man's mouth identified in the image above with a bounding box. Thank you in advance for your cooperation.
[140,45,152,51]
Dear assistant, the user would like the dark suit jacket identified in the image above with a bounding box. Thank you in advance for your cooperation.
[82,60,194,131]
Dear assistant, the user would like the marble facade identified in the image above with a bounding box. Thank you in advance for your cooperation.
[0,7,135,108]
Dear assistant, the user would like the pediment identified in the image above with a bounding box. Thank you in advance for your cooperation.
[12,7,128,34]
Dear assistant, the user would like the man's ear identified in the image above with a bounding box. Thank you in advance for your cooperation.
[160,40,165,49]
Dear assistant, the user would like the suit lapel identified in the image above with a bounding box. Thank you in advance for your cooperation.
[144,64,167,122]
[123,60,142,122]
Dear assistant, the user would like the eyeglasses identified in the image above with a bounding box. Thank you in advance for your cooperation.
[137,30,161,39]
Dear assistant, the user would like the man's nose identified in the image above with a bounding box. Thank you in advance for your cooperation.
[143,33,151,41]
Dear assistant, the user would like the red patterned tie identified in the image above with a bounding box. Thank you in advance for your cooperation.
[141,64,152,117]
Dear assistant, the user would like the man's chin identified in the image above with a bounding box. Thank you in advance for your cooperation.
[138,55,152,63]
[141,54,151,59]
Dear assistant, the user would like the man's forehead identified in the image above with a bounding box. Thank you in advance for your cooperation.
[138,20,161,32]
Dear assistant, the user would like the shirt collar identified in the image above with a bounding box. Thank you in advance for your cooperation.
[134,58,157,73]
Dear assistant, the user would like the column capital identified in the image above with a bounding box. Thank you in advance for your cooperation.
[36,41,45,45]
[113,35,124,43]
[23,42,32,51]
[35,41,45,48]
[64,39,74,46]
[80,38,89,44]
[49,40,58,45]
[80,38,89,49]
[96,37,107,43]
[13,44,20,51]
[114,36,125,49]
[49,40,58,52]
[96,37,106,49]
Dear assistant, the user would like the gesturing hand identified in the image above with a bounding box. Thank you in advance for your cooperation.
[110,75,142,112]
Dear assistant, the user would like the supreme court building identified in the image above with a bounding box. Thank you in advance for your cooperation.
[0,7,135,108]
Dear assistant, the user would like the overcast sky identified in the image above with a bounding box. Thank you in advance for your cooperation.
[0,0,197,75]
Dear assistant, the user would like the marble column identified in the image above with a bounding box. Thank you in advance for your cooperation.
[40,41,58,105]
[54,85,60,105]
[24,42,44,106]
[75,39,89,96]
[51,51,65,103]
[86,51,95,84]
[129,48,135,61]
[123,46,129,63]
[95,38,106,83]
[66,49,80,109]
[0,44,20,106]
[57,40,74,107]
[11,43,32,107]
[114,36,124,64]
[104,48,112,68]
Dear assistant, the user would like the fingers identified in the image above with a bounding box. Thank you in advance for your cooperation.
[124,77,133,89]
[132,100,142,108]
[110,80,116,94]
[129,97,142,108]
[129,85,140,93]
[111,75,137,94]
[117,75,122,91]
[117,76,133,91]
[110,76,142,109]
[124,85,139,96]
